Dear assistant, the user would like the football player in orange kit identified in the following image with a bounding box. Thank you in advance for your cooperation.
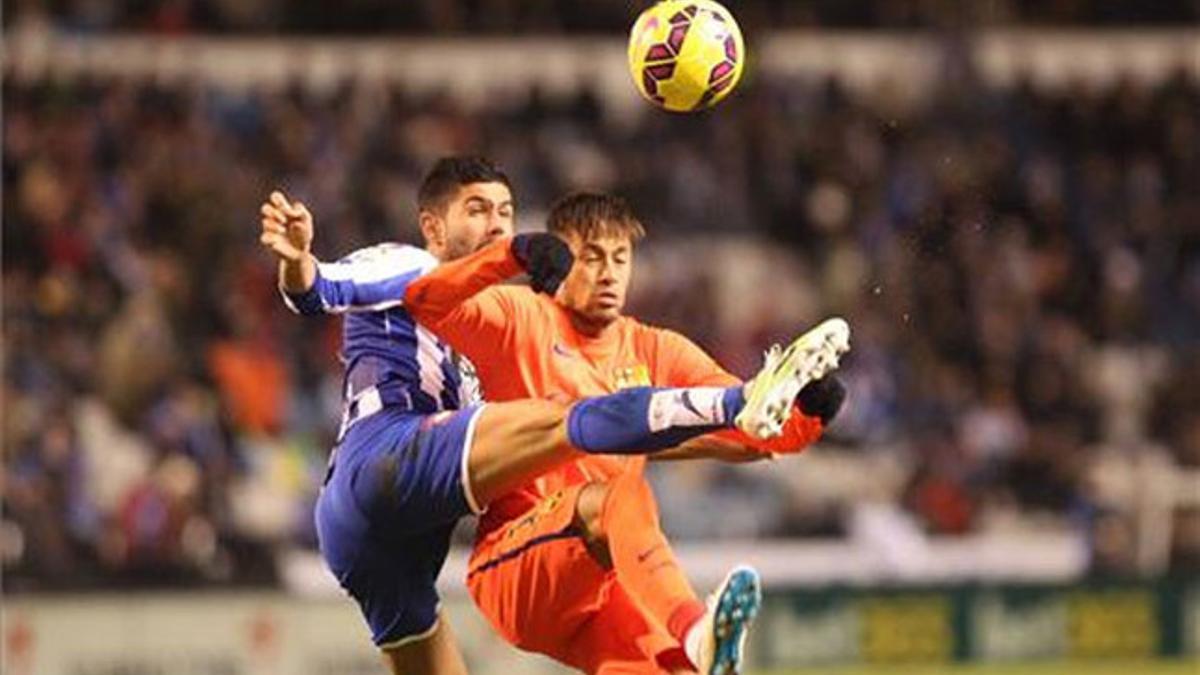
[264,158,849,675]
[404,192,849,674]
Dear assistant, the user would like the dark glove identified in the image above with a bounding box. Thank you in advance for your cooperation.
[796,375,846,425]
[512,233,573,295]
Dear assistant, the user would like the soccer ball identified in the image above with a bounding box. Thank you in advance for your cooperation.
[628,0,745,112]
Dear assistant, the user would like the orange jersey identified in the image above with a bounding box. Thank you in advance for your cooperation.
[403,237,822,534]
[405,237,825,671]
[404,239,735,533]
[423,318,734,533]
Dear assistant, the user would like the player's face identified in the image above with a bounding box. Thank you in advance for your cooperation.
[558,231,633,332]
[429,181,515,261]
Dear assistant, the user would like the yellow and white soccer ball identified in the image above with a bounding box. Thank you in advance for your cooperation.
[628,0,745,112]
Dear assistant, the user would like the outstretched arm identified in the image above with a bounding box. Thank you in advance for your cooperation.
[402,237,522,325]
[260,190,317,297]
[403,233,572,325]
[400,233,573,374]
[260,189,437,315]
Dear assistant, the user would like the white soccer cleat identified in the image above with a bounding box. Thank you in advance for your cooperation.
[735,317,851,440]
[694,565,763,675]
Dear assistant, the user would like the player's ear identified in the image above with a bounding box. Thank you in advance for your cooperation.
[419,209,446,255]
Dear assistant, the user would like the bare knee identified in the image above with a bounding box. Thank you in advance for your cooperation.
[573,481,612,567]
[575,481,609,538]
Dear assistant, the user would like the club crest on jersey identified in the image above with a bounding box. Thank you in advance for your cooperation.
[613,365,652,390]
[456,354,482,406]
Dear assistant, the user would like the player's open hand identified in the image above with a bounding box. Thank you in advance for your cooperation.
[259,190,314,262]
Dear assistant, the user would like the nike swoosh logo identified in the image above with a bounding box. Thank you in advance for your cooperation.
[637,545,663,563]
[680,390,705,419]
[552,344,574,358]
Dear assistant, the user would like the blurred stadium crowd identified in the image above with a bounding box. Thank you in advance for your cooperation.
[6,0,1199,33]
[3,56,1198,589]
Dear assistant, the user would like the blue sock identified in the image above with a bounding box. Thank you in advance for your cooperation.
[567,385,745,454]
[722,386,746,421]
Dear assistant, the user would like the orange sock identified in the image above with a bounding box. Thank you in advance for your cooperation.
[600,469,706,646]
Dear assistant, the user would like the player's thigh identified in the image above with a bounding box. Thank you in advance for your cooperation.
[316,410,479,663]
[553,597,672,675]
[381,609,468,675]
[341,406,489,529]
[317,521,455,650]
[577,582,681,675]
[465,399,578,506]
[316,468,457,649]
[466,485,606,651]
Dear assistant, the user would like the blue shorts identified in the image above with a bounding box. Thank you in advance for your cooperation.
[314,404,485,648]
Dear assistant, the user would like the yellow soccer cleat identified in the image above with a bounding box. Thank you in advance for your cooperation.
[735,317,851,440]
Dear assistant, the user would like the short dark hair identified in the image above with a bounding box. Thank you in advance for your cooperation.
[546,191,646,243]
[417,156,512,214]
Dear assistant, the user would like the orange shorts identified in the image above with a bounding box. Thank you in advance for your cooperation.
[466,484,680,674]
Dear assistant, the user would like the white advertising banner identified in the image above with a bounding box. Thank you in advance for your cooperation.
[2,593,571,675]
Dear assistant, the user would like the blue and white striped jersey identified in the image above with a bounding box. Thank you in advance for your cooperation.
[281,243,479,430]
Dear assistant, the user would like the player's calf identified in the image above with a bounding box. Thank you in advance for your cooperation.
[566,385,747,453]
